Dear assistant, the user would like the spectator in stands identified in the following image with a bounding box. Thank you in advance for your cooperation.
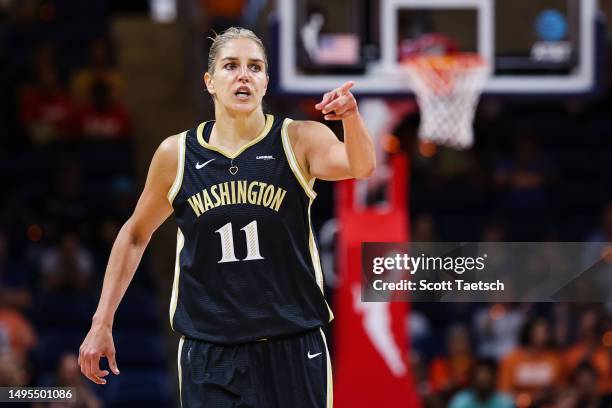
[0,231,32,310]
[409,351,432,401]
[412,213,436,241]
[429,324,474,397]
[436,147,480,182]
[0,351,29,386]
[493,136,551,209]
[473,303,526,360]
[552,302,573,349]
[564,308,611,393]
[70,38,123,107]
[39,232,94,293]
[36,353,102,408]
[0,307,37,362]
[77,79,131,139]
[19,50,76,145]
[449,359,514,408]
[556,363,610,408]
[108,176,137,221]
[408,309,433,361]
[481,218,506,242]
[583,201,612,271]
[4,1,44,96]
[493,136,554,239]
[42,163,87,226]
[93,218,121,275]
[478,220,526,298]
[499,318,562,405]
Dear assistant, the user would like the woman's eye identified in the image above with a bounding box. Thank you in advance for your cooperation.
[224,63,236,70]
[250,64,261,72]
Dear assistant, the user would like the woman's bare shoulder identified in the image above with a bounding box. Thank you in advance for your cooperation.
[287,119,331,138]
[149,133,183,189]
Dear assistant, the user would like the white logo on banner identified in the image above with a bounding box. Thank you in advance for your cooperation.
[352,284,407,377]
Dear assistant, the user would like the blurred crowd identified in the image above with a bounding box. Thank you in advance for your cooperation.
[410,304,612,408]
[0,1,169,407]
[1,1,612,408]
[406,109,612,408]
[402,50,612,406]
[1,1,131,152]
[406,100,612,242]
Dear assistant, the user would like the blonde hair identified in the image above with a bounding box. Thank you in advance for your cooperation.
[207,27,268,74]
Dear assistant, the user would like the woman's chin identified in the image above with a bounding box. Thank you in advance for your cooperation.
[217,98,261,115]
[230,102,258,113]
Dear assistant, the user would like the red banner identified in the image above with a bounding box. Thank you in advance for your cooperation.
[333,155,421,408]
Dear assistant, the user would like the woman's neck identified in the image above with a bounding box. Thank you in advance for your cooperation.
[211,107,266,149]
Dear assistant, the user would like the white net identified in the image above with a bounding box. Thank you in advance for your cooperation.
[403,54,490,149]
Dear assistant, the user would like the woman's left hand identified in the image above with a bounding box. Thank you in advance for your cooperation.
[315,81,358,121]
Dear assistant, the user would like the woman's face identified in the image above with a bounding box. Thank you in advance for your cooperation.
[205,38,268,114]
[530,321,549,348]
[448,326,470,356]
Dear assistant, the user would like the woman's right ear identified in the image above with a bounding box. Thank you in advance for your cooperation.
[203,72,215,95]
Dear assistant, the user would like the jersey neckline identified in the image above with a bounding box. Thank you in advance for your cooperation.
[196,114,274,159]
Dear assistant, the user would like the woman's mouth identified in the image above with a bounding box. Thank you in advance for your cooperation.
[235,87,252,100]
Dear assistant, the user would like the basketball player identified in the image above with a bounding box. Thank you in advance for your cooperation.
[78,27,375,407]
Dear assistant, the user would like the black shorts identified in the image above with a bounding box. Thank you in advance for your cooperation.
[177,328,333,408]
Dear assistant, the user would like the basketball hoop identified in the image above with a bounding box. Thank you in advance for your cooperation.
[402,53,490,149]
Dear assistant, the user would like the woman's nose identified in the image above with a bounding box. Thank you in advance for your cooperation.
[237,65,249,80]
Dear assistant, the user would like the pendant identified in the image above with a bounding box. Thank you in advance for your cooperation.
[229,165,238,175]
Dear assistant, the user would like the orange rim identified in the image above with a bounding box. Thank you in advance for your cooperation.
[402,53,486,71]
[402,53,489,94]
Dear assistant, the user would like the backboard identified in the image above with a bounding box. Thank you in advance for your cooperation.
[273,0,605,96]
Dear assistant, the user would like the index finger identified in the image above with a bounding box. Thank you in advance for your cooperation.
[338,81,355,95]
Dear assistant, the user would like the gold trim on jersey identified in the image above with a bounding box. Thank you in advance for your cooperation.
[281,118,317,199]
[177,335,185,408]
[169,228,184,330]
[320,328,334,408]
[167,131,187,204]
[308,198,334,322]
[196,114,274,159]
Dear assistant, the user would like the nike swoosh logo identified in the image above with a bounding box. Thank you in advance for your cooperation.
[307,351,322,359]
[196,158,215,169]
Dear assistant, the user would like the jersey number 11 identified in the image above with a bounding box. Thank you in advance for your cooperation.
[215,220,264,263]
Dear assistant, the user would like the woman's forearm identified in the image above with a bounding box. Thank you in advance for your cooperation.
[92,218,150,328]
[342,112,376,179]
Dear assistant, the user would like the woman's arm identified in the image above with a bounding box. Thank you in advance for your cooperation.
[289,81,376,181]
[78,134,179,384]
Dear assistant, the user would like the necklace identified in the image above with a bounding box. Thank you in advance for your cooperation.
[229,158,238,175]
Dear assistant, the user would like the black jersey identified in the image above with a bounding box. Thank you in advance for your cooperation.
[167,114,333,344]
